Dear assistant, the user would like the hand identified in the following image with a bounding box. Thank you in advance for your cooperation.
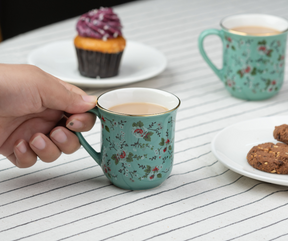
[0,64,97,168]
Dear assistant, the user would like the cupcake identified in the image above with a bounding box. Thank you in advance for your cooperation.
[74,8,126,78]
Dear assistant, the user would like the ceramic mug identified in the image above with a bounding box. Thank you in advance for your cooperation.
[75,88,181,190]
[198,14,288,100]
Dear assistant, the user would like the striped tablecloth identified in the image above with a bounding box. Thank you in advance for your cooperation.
[1,0,288,240]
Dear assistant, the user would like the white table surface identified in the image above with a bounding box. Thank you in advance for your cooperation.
[1,0,288,240]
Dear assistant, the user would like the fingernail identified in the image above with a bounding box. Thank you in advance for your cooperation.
[31,136,46,150]
[82,95,97,104]
[16,141,27,154]
[67,119,83,129]
[51,129,67,143]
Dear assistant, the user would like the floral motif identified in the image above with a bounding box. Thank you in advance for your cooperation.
[139,165,163,180]
[222,33,286,97]
[99,114,175,185]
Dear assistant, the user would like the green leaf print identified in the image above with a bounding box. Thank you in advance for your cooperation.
[159,138,165,146]
[169,145,172,151]
[126,152,134,162]
[266,79,271,89]
[157,173,162,178]
[266,49,273,57]
[105,126,110,132]
[231,46,235,50]
[112,154,119,165]
[144,165,151,174]
[132,121,144,127]
[251,67,257,76]
[278,55,282,61]
[237,70,243,78]
[143,132,154,142]
[258,40,266,45]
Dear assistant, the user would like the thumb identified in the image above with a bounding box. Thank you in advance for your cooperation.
[38,75,97,114]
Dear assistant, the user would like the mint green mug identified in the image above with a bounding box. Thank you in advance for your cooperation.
[75,88,180,190]
[198,14,288,100]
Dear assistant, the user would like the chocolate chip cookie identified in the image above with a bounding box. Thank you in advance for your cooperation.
[273,124,288,144]
[247,142,288,174]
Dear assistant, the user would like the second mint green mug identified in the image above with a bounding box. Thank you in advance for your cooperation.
[198,14,288,100]
[75,88,180,190]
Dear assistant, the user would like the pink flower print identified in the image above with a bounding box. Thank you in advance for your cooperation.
[272,80,276,85]
[149,175,155,180]
[163,147,167,153]
[105,168,108,173]
[132,126,147,138]
[227,79,234,87]
[258,46,266,51]
[134,129,144,134]
[268,88,273,92]
[152,167,159,172]
[165,139,170,144]
[244,66,251,73]
[102,124,104,128]
[101,116,106,122]
[281,55,285,60]
[226,44,229,48]
[108,167,111,171]
[227,37,232,42]
[119,151,126,159]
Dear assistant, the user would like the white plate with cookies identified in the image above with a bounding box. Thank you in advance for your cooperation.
[211,116,288,186]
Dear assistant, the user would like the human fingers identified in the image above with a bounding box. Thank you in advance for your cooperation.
[29,133,61,163]
[56,78,87,96]
[10,140,38,168]
[36,68,97,113]
[50,127,81,154]
[66,113,96,132]
[0,109,62,158]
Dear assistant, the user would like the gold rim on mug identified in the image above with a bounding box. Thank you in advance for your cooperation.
[96,88,181,117]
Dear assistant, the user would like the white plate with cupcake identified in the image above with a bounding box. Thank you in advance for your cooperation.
[27,8,167,88]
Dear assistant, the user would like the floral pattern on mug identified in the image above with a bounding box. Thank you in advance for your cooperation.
[222,32,286,97]
[100,116,175,184]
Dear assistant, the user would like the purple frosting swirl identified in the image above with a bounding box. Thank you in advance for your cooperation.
[76,8,123,40]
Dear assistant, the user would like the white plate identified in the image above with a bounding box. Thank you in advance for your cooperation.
[27,40,167,88]
[211,116,288,186]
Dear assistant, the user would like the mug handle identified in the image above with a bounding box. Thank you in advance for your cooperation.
[74,108,102,166]
[198,29,224,81]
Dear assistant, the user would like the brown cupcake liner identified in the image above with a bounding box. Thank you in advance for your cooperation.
[75,48,123,78]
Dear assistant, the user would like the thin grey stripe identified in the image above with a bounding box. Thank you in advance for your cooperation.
[270,233,288,241]
[9,169,230,238]
[0,156,92,185]
[60,175,246,241]
[146,189,288,240]
[0,153,215,220]
[177,96,288,132]
[0,161,95,196]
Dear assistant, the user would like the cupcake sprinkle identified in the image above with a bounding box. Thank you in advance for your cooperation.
[76,7,123,40]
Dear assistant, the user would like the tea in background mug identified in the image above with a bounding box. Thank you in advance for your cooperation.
[75,88,181,190]
[198,14,288,100]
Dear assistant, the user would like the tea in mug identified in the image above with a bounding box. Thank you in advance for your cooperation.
[229,25,281,36]
[109,102,168,115]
